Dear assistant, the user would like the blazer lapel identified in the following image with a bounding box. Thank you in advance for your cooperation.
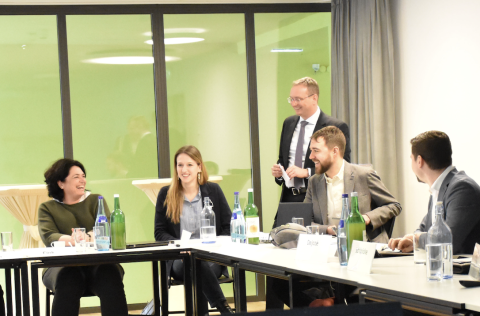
[282,116,300,167]
[200,184,209,207]
[437,168,456,217]
[317,174,329,225]
[343,162,355,194]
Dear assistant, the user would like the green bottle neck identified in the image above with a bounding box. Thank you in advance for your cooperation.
[114,197,121,211]
[350,196,360,215]
[247,191,254,205]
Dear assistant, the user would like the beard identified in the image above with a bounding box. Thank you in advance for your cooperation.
[315,158,333,175]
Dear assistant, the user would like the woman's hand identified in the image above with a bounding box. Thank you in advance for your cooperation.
[58,232,75,246]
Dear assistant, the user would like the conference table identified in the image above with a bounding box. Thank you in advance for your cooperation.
[5,237,480,316]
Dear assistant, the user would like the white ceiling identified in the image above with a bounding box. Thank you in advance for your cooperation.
[0,0,329,4]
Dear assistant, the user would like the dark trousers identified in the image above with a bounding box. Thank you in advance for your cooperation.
[171,259,226,314]
[0,285,5,316]
[43,264,128,316]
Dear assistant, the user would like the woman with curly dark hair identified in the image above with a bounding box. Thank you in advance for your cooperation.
[38,158,128,316]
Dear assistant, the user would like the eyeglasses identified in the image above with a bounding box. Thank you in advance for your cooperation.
[287,94,314,104]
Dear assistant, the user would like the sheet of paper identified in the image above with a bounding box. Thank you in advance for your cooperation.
[347,240,376,274]
[278,164,294,188]
[181,230,192,241]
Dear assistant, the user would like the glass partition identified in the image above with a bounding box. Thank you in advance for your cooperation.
[163,13,252,297]
[66,14,158,306]
[255,12,332,231]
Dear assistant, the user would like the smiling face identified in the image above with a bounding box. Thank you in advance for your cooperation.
[176,153,202,187]
[289,84,318,120]
[58,166,86,202]
[309,136,335,175]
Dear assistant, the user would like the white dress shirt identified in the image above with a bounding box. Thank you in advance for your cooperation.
[429,165,455,225]
[287,106,321,188]
[325,160,345,227]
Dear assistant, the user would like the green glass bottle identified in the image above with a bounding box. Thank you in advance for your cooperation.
[110,194,126,250]
[346,192,365,258]
[244,188,260,245]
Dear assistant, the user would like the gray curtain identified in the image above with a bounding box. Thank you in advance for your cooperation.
[331,0,397,196]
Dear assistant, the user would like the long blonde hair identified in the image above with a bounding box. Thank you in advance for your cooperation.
[165,145,209,224]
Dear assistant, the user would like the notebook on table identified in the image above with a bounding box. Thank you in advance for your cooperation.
[275,202,313,228]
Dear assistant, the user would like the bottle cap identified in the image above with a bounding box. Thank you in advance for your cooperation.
[342,194,348,198]
[234,191,239,195]
[351,192,358,197]
[98,196,103,199]
[114,194,119,198]
[248,188,253,192]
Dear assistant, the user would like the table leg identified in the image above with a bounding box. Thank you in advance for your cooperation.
[288,274,294,309]
[20,262,30,316]
[160,261,168,316]
[5,267,12,316]
[152,261,160,316]
[31,265,39,316]
[233,264,247,312]
[14,266,21,316]
[184,255,194,316]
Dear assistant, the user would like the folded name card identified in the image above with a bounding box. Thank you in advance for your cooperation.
[296,234,332,264]
[347,240,376,274]
[469,243,480,280]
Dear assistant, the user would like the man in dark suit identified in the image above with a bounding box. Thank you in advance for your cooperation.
[271,77,351,211]
[388,131,480,255]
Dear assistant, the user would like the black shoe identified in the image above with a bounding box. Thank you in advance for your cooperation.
[216,300,233,314]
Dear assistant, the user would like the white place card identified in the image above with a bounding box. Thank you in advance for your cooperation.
[347,240,376,274]
[181,230,192,241]
[296,234,332,264]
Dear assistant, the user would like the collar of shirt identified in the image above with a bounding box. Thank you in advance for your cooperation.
[429,165,455,195]
[53,191,91,204]
[325,160,345,185]
[300,106,321,126]
[184,187,202,203]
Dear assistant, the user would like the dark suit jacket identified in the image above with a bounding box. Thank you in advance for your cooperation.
[154,182,232,242]
[275,111,351,193]
[416,168,480,254]
[305,162,401,243]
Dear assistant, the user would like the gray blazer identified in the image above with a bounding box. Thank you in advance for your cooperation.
[304,161,401,243]
[416,168,480,254]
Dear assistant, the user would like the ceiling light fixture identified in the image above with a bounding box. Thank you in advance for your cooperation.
[144,37,205,45]
[270,48,303,53]
[82,56,180,65]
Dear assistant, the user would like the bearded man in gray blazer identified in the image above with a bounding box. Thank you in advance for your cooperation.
[306,126,401,243]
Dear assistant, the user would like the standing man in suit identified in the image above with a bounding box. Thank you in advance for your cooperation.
[271,77,351,207]
[388,131,480,255]
[306,126,400,243]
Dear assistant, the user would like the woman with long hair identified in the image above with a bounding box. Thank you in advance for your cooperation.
[154,145,233,314]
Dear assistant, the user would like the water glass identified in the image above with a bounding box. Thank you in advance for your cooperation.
[413,233,426,264]
[292,217,304,226]
[426,244,442,281]
[200,226,216,243]
[74,228,86,253]
[307,226,320,235]
[1,232,13,252]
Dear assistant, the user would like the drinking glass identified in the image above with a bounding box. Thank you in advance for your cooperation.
[307,226,320,235]
[74,228,86,253]
[292,217,304,226]
[426,244,442,281]
[413,233,426,264]
[1,232,13,252]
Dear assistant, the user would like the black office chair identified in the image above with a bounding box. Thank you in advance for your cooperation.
[160,261,236,316]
